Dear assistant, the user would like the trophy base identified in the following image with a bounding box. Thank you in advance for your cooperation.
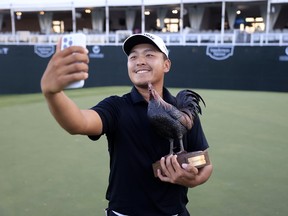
[152,150,210,177]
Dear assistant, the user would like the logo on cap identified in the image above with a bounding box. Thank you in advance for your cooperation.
[144,33,155,40]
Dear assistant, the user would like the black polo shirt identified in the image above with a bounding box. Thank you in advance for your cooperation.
[89,86,209,216]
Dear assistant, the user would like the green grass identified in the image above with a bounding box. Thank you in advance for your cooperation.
[0,86,288,216]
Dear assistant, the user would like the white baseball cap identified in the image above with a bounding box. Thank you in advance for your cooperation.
[123,33,169,58]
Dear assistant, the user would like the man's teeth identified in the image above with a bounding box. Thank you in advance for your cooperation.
[137,70,148,74]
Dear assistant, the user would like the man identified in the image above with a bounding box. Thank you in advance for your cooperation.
[41,33,213,216]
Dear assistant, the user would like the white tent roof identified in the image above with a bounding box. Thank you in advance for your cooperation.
[271,0,288,3]
[0,0,277,11]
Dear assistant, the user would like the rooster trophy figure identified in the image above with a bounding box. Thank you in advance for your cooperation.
[147,82,205,155]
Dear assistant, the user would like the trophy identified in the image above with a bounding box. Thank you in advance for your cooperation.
[147,83,209,178]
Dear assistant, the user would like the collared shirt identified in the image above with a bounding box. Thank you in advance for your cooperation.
[89,86,209,216]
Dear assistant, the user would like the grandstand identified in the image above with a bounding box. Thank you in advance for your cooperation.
[0,0,288,94]
[0,0,287,46]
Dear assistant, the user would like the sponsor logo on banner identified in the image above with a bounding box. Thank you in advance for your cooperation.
[34,45,55,58]
[89,46,104,58]
[206,46,234,60]
[279,47,288,61]
[0,47,9,55]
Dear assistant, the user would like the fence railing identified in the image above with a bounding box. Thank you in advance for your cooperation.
[1,30,288,46]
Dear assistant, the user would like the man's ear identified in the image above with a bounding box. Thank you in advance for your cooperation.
[164,59,171,73]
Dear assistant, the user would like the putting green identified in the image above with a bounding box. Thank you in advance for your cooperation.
[0,87,287,216]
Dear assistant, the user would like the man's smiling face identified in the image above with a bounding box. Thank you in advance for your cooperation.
[127,43,170,89]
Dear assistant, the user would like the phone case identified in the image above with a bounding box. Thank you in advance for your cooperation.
[61,33,86,89]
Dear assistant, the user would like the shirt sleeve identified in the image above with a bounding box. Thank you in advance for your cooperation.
[88,96,121,141]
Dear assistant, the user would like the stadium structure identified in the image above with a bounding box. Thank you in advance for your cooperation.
[0,0,287,45]
[0,0,288,94]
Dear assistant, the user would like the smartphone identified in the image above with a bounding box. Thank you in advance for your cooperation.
[61,33,86,89]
